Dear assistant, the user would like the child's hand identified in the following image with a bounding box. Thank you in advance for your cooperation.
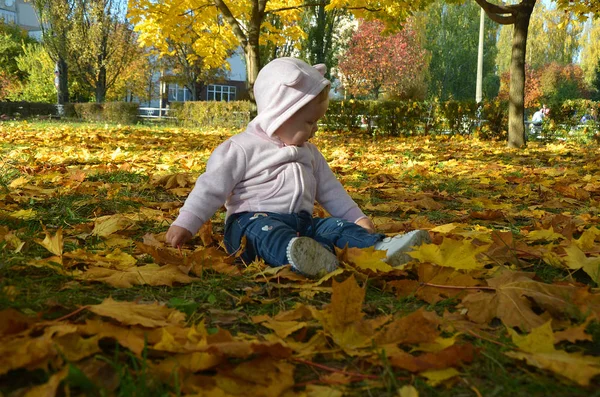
[356,217,376,233]
[165,225,193,248]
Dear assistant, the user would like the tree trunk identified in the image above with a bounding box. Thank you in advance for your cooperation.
[57,57,69,104]
[96,64,107,103]
[507,6,533,148]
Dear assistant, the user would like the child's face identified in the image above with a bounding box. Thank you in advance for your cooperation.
[274,95,329,146]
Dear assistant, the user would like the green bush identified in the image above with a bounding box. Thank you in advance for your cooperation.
[171,100,252,129]
[476,100,508,140]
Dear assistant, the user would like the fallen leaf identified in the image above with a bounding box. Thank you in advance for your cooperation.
[408,237,490,270]
[88,297,186,328]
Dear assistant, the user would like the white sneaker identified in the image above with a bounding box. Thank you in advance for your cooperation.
[286,237,338,277]
[374,230,431,266]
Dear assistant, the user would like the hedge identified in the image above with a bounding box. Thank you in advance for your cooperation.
[72,102,139,124]
[0,101,57,118]
[170,100,252,129]
[1,99,597,141]
[323,99,510,137]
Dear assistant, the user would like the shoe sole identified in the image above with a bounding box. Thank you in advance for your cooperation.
[387,230,431,267]
[288,237,338,277]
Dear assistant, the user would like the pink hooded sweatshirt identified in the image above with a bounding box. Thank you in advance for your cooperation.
[172,57,367,235]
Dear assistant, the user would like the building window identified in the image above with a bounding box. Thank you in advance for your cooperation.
[0,10,16,23]
[207,84,236,102]
[167,84,191,102]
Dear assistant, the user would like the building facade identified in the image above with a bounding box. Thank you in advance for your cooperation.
[144,49,248,109]
[0,0,42,39]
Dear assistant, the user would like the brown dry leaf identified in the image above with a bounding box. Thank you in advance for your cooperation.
[136,241,184,265]
[151,173,195,190]
[188,247,240,276]
[461,270,582,331]
[0,323,78,376]
[198,220,215,246]
[78,319,149,356]
[375,309,440,346]
[53,333,102,362]
[416,263,484,304]
[0,308,36,337]
[387,343,475,372]
[312,276,389,353]
[78,263,197,288]
[553,316,595,344]
[88,297,186,328]
[215,357,295,397]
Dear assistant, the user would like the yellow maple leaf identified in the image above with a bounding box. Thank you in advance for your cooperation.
[408,237,490,270]
[91,214,135,237]
[9,209,37,220]
[398,385,419,397]
[420,368,460,386]
[507,321,555,354]
[506,321,600,386]
[345,246,393,272]
[563,243,600,283]
[574,227,600,251]
[34,228,63,257]
[525,226,565,242]
[430,223,466,234]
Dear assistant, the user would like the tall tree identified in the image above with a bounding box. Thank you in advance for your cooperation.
[106,44,156,102]
[495,2,583,74]
[424,0,498,100]
[474,0,537,148]
[579,19,600,95]
[29,0,74,105]
[301,3,348,78]
[338,19,427,99]
[67,0,137,103]
[128,0,432,101]
[477,0,597,148]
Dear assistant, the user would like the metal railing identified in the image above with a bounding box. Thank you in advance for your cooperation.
[138,107,174,119]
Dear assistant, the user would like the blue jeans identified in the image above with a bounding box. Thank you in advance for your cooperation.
[224,211,385,267]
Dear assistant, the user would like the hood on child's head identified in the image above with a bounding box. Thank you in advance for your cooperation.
[251,57,330,137]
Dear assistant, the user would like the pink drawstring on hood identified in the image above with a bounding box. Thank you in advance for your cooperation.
[250,57,330,137]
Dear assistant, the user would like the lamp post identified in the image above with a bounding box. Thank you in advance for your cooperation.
[476,8,485,103]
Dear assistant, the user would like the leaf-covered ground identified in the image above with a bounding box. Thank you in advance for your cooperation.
[1,121,600,396]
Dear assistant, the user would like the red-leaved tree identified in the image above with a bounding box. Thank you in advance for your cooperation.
[338,19,427,100]
[498,65,541,109]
